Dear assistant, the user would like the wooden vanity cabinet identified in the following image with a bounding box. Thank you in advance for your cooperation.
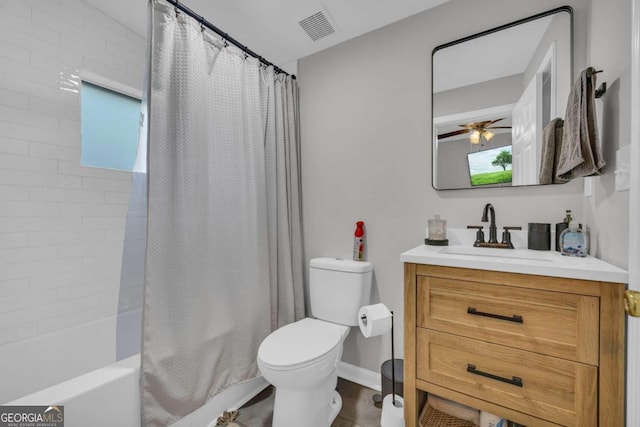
[404,263,626,427]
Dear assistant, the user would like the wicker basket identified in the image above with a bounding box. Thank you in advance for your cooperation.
[419,404,478,427]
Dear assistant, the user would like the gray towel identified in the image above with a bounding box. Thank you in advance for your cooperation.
[539,118,568,184]
[556,67,605,180]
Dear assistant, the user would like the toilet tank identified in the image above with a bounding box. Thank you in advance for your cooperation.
[309,257,372,327]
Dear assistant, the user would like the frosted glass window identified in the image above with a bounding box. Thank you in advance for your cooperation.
[81,81,140,171]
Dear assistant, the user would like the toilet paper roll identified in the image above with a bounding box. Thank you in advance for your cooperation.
[358,303,392,338]
[381,394,405,427]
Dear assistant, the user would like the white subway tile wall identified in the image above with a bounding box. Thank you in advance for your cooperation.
[0,0,144,349]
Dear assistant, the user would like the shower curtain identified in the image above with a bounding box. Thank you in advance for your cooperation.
[140,1,304,425]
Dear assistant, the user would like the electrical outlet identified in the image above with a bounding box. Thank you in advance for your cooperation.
[615,145,631,192]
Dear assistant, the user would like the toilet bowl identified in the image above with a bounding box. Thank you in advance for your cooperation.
[257,318,349,427]
[257,257,373,427]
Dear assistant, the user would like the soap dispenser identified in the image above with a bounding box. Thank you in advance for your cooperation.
[555,210,573,252]
[560,221,588,257]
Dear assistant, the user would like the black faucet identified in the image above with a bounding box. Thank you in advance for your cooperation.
[467,203,522,248]
[481,203,498,244]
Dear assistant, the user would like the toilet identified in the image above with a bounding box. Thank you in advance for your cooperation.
[257,257,373,427]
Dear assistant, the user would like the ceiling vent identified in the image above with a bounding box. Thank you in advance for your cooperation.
[298,9,336,42]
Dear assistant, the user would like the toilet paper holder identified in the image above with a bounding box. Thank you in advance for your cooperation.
[360,313,369,327]
[361,310,401,409]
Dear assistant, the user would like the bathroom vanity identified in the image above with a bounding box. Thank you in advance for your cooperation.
[401,244,628,427]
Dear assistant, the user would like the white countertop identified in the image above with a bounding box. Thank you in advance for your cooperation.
[401,229,628,283]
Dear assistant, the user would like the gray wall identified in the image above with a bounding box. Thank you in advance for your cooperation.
[583,0,631,266]
[298,0,627,374]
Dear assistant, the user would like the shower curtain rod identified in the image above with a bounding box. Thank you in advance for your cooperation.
[166,0,295,79]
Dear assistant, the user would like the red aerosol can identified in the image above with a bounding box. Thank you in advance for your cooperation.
[353,221,365,261]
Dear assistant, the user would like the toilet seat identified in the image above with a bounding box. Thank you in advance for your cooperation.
[258,318,348,371]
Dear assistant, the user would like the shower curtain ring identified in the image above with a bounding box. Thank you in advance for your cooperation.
[222,33,229,48]
[174,0,180,17]
[199,16,205,32]
[243,46,248,60]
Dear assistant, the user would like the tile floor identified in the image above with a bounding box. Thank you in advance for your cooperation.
[235,378,382,427]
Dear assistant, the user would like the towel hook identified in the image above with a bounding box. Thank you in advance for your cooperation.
[592,69,606,98]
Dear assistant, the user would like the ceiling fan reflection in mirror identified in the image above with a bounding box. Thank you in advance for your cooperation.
[437,118,512,144]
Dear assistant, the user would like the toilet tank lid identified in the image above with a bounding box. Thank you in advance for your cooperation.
[310,257,372,273]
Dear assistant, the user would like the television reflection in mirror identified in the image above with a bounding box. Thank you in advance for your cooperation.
[467,145,513,187]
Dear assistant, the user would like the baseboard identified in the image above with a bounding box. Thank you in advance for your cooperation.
[337,361,381,392]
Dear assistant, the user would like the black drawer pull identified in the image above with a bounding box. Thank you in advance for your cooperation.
[467,364,523,387]
[467,307,523,323]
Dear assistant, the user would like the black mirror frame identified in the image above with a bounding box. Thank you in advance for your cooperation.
[431,6,574,191]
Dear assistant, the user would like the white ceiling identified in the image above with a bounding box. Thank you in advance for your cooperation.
[84,0,450,74]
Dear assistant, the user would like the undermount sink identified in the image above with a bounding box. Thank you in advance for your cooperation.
[438,246,553,262]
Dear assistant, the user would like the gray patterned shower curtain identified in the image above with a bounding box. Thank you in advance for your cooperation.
[138,1,304,425]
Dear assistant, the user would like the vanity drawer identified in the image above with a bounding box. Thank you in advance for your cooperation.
[416,329,597,427]
[417,276,599,364]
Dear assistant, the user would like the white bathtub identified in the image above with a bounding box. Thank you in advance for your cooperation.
[8,354,268,427]
[0,315,121,403]
[3,309,267,427]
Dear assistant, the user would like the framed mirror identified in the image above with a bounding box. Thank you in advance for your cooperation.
[432,7,573,190]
